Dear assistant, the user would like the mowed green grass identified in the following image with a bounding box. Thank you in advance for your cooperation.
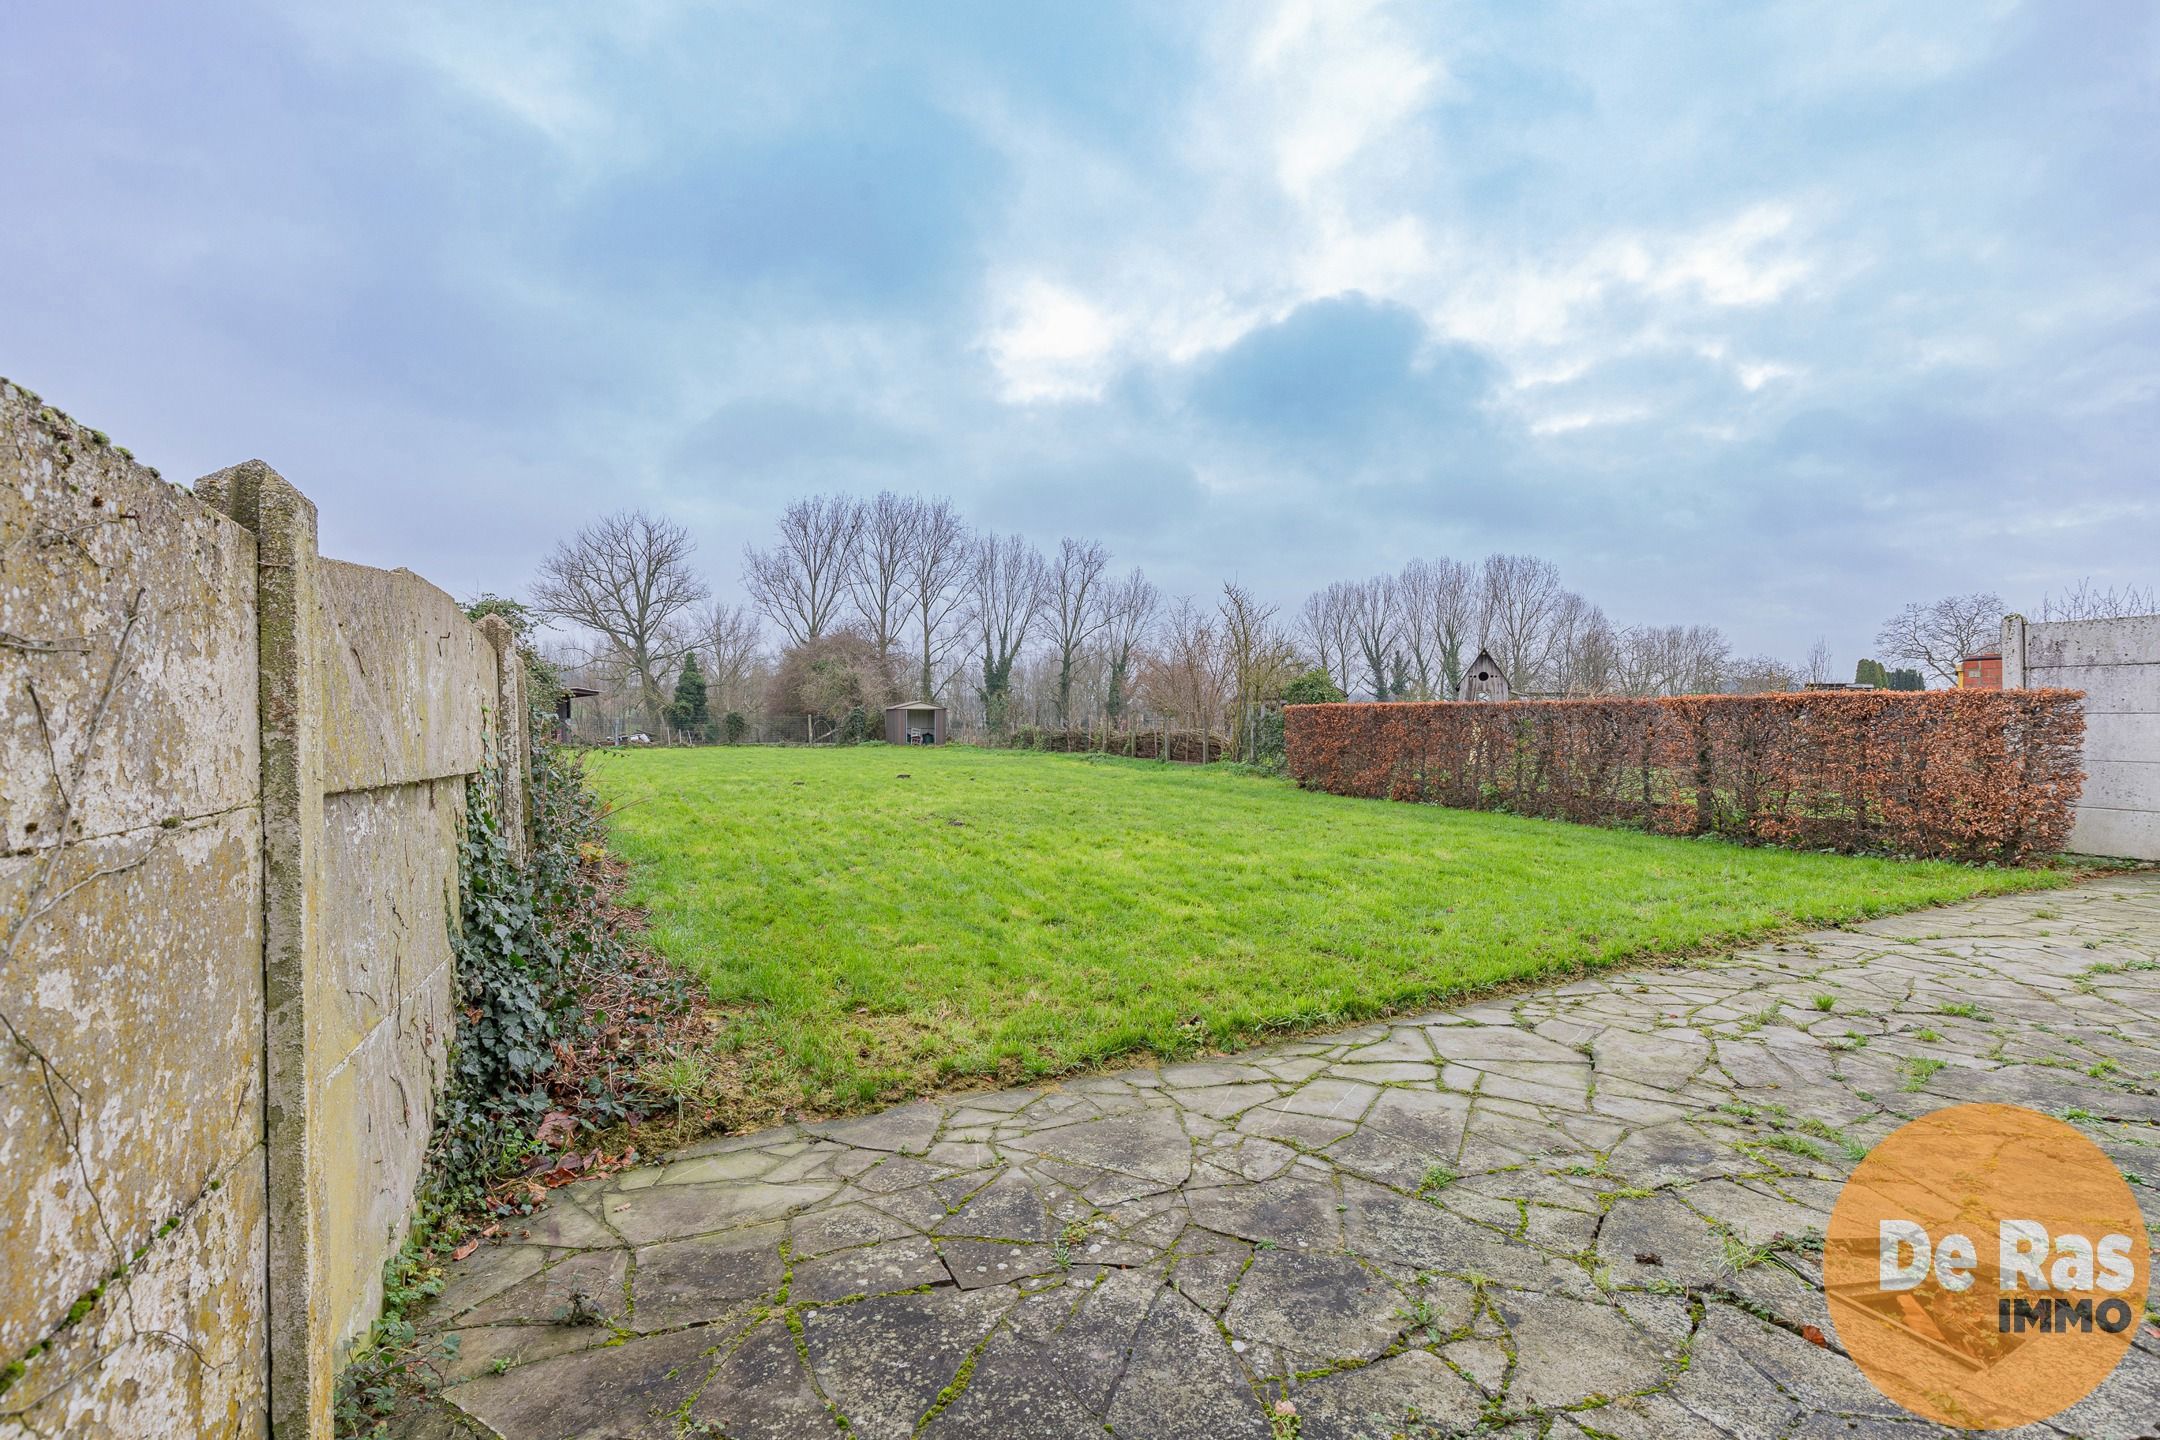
[590,745,2064,1111]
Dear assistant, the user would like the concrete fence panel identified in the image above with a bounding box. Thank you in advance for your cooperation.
[3,381,531,1438]
[2005,612,2160,859]
[2,388,270,1436]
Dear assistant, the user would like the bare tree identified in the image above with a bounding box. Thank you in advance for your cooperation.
[1803,636,1833,686]
[2037,578,2158,622]
[1674,626,1732,695]
[1140,595,1230,745]
[847,492,916,664]
[1219,582,1301,759]
[744,493,865,646]
[1428,558,1480,697]
[699,601,765,719]
[1875,592,2004,687]
[1298,583,1359,694]
[1346,576,1399,700]
[1728,653,1800,694]
[1043,537,1111,725]
[899,497,970,702]
[1392,561,1439,698]
[1479,554,1567,693]
[1547,596,1616,696]
[1391,558,1476,699]
[533,510,709,725]
[969,531,1045,737]
[1102,569,1160,733]
[1618,623,1730,696]
[1615,625,1668,697]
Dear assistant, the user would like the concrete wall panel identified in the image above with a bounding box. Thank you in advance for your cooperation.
[0,1148,267,1439]
[317,560,493,794]
[2026,662,2160,714]
[2009,612,2160,859]
[2069,805,2160,863]
[315,778,462,1357]
[1,381,269,1438]
[0,395,259,850]
[2079,710,2160,757]
[2079,759,2160,813]
[2025,613,2160,670]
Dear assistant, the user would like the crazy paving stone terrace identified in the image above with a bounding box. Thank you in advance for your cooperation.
[399,875,2160,1440]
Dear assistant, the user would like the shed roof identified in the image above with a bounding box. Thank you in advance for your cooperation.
[883,700,946,711]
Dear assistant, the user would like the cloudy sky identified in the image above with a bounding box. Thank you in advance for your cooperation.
[4,1,2154,668]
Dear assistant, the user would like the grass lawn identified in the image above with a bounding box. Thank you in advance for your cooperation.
[589,744,2067,1116]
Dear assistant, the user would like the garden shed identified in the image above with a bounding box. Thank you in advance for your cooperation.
[883,700,948,745]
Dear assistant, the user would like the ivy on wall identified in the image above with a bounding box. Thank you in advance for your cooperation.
[334,681,690,1437]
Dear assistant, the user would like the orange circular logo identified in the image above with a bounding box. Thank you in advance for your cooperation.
[1825,1103,2151,1429]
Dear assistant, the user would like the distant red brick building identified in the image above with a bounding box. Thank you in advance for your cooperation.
[1959,649,2002,689]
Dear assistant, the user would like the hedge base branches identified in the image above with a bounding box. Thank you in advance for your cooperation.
[1285,689,2085,863]
[1010,725,1225,763]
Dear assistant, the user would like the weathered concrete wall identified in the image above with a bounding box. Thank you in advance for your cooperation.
[1,382,268,1437]
[2004,612,2160,859]
[2,382,531,1438]
[311,559,501,1366]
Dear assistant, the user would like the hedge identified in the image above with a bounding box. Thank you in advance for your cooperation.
[1285,690,2085,863]
[1013,726,1225,763]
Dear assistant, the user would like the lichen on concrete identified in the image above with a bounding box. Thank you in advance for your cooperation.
[4,380,537,1438]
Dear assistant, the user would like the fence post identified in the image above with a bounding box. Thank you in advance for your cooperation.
[196,460,334,1440]
[477,615,531,858]
[2001,613,2027,690]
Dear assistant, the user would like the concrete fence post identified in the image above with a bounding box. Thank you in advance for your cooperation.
[476,615,531,858]
[2001,613,2027,690]
[197,460,334,1440]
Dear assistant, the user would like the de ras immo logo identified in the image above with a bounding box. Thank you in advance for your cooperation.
[1824,1102,2154,1429]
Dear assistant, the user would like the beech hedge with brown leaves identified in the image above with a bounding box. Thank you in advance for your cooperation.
[1285,690,2085,863]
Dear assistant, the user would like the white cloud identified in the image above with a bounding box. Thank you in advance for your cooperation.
[1528,403,1654,436]
[1246,0,1443,199]
[1734,360,1797,391]
[985,277,1123,402]
[1643,203,1812,306]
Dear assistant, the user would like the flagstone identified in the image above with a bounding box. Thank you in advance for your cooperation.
[394,876,2160,1440]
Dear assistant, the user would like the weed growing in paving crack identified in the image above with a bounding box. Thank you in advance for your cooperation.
[1747,1133,1827,1163]
[1901,1056,1946,1091]
[1718,1234,1776,1274]
[1397,1296,1442,1344]
[1051,1219,1090,1270]
[552,1289,609,1328]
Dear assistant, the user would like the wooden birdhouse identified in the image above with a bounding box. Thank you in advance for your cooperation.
[1458,648,1512,702]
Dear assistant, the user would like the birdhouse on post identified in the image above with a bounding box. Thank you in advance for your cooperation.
[1458,649,1512,702]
